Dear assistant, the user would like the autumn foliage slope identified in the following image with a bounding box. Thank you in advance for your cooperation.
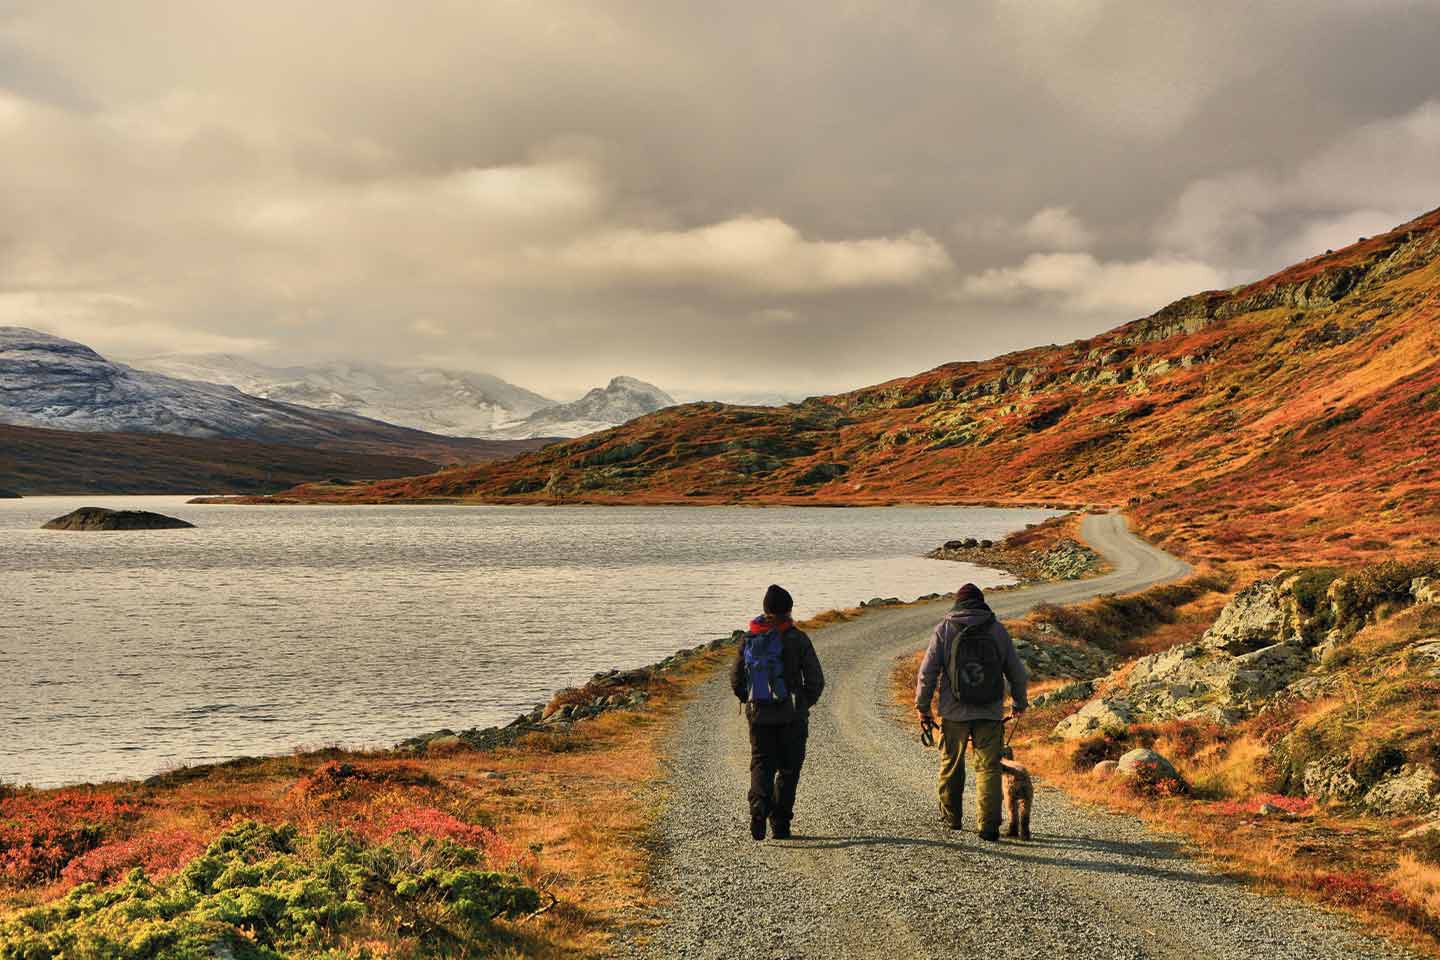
[270,207,1440,563]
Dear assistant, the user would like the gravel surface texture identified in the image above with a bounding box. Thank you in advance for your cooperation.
[620,514,1422,959]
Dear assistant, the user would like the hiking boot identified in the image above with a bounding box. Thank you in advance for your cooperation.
[750,813,767,841]
[770,819,791,840]
[978,827,1001,842]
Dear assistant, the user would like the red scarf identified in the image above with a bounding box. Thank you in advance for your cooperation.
[748,614,794,635]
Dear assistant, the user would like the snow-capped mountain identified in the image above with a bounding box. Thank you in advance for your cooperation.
[0,327,551,463]
[497,376,677,438]
[131,354,556,438]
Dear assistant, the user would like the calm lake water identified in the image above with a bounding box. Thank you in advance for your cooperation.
[0,497,1057,787]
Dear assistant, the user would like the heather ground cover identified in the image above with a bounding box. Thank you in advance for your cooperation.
[0,653,731,958]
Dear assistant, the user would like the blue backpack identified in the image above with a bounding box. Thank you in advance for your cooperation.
[743,626,790,703]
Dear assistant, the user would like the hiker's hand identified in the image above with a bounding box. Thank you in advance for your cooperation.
[916,709,934,728]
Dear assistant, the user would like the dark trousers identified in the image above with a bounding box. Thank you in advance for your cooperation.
[747,716,809,826]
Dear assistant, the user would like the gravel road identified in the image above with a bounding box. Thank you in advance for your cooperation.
[621,513,1421,959]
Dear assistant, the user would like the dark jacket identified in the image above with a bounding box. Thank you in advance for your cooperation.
[731,617,825,726]
[915,600,1028,722]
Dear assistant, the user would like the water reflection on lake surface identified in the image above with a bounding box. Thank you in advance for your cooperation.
[0,497,1057,787]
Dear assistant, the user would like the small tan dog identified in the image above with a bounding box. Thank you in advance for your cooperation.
[1000,746,1033,840]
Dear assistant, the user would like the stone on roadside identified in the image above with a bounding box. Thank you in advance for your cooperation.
[1116,748,1186,791]
[1401,820,1440,841]
[1092,760,1119,779]
[1413,577,1440,606]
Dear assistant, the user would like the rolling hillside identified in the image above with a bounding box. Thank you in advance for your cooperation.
[0,424,447,495]
[261,207,1440,563]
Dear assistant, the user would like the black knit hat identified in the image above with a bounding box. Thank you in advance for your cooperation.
[955,582,984,605]
[763,584,794,617]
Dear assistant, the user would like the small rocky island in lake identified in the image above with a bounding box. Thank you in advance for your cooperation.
[42,507,195,531]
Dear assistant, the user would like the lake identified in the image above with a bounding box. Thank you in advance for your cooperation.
[0,497,1058,787]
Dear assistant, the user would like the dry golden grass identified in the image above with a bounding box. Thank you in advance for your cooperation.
[798,606,866,630]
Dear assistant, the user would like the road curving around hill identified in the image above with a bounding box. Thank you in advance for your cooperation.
[621,513,1421,960]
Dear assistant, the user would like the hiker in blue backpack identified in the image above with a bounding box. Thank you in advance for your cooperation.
[731,584,825,841]
[915,582,1028,841]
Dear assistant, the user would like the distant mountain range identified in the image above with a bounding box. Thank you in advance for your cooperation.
[494,376,678,439]
[128,354,676,439]
[0,327,551,464]
[131,354,556,438]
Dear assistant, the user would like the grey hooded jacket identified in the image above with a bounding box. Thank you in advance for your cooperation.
[915,603,1029,722]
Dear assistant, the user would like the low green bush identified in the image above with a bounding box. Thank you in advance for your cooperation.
[0,821,539,960]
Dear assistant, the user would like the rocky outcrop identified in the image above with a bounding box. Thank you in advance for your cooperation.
[1015,636,1112,680]
[1117,637,1307,724]
[927,533,1100,583]
[1055,698,1133,739]
[1301,753,1440,816]
[1035,540,1102,580]
[42,507,195,531]
[1033,679,1096,708]
[1362,764,1440,816]
[1302,755,1365,805]
[1408,639,1440,677]
[1053,569,1440,735]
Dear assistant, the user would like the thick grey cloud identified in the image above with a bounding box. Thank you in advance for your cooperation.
[1,1,1438,401]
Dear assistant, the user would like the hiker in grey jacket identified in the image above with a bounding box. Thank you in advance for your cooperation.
[915,582,1028,840]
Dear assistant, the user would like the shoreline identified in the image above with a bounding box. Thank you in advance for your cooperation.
[9,510,1087,793]
[0,512,1131,957]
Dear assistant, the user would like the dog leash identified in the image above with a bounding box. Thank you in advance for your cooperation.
[920,713,1019,749]
[1003,713,1022,749]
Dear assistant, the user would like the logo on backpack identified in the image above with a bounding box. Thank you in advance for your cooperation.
[947,614,1005,706]
[743,627,790,704]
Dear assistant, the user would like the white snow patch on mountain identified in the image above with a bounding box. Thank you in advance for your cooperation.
[497,376,678,438]
[131,354,556,437]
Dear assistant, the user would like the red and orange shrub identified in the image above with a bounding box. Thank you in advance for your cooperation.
[58,828,207,885]
[0,791,141,883]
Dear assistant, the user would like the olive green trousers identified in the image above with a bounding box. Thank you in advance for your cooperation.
[937,718,1004,830]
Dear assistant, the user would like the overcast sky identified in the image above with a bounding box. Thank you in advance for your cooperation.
[3,1,1439,401]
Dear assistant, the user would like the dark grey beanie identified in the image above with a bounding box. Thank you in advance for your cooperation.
[955,583,985,605]
[763,584,794,616]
